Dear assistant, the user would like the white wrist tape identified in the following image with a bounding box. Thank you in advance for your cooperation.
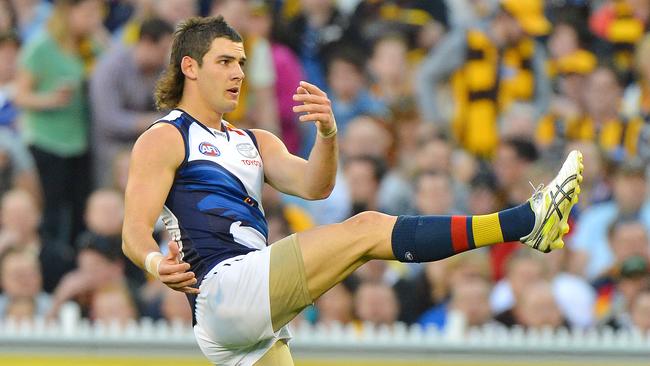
[144,252,164,279]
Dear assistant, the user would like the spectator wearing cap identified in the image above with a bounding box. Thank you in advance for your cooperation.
[591,218,650,328]
[90,17,174,187]
[595,255,650,330]
[416,0,551,157]
[570,160,650,279]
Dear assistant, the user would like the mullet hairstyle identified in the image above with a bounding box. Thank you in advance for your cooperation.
[154,16,242,110]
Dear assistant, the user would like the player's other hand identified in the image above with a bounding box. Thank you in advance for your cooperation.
[159,240,199,294]
[292,81,337,137]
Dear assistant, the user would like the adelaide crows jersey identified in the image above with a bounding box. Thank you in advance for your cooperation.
[155,109,267,294]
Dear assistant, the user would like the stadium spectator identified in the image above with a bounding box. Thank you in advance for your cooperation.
[314,282,354,327]
[90,17,174,187]
[589,0,649,83]
[247,0,305,154]
[354,282,400,326]
[0,248,51,322]
[118,0,197,45]
[343,155,385,215]
[0,189,73,293]
[512,281,569,330]
[90,286,138,327]
[500,103,538,141]
[0,128,41,205]
[367,34,414,112]
[346,0,448,53]
[0,1,16,33]
[416,0,551,157]
[46,232,132,321]
[571,66,644,161]
[83,189,146,294]
[159,286,193,325]
[10,0,52,42]
[261,184,315,234]
[0,31,20,130]
[14,0,106,248]
[622,34,650,163]
[630,284,650,332]
[571,159,650,279]
[110,148,131,194]
[417,252,493,328]
[325,46,388,138]
[491,249,548,316]
[413,171,457,216]
[592,219,650,327]
[279,0,348,90]
[265,205,292,244]
[418,277,494,330]
[493,138,539,209]
[537,22,597,157]
[595,255,650,330]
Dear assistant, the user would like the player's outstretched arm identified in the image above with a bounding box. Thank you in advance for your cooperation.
[122,124,199,294]
[253,81,338,200]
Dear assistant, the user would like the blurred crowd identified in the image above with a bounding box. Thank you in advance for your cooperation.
[0,0,649,336]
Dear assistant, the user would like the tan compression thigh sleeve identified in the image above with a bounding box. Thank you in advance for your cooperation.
[254,340,294,366]
[269,234,313,332]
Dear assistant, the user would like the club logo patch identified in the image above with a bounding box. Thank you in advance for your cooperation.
[199,142,220,156]
[236,143,258,158]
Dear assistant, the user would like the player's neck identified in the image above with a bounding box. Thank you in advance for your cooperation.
[177,100,224,130]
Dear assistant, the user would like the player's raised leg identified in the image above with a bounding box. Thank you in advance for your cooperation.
[269,150,583,331]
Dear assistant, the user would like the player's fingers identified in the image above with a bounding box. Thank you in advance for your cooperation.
[166,240,180,262]
[296,86,308,95]
[160,271,195,283]
[165,277,198,289]
[177,286,200,294]
[158,262,191,275]
[299,80,326,97]
[292,93,329,105]
[299,113,332,123]
[292,104,331,114]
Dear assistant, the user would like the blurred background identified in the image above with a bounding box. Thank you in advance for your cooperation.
[0,0,649,365]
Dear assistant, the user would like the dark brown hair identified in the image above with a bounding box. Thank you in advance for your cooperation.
[154,16,242,110]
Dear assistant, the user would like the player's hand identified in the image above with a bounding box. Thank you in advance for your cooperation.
[292,81,337,138]
[158,240,199,294]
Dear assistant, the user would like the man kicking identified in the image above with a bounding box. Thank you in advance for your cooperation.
[122,16,583,365]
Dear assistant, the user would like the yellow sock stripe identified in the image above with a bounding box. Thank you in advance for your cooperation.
[472,213,504,247]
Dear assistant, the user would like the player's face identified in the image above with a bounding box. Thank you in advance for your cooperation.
[197,37,246,114]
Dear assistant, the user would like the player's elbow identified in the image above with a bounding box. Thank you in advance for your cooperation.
[305,184,335,201]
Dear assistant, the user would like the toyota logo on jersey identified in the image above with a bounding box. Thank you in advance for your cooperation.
[199,142,220,156]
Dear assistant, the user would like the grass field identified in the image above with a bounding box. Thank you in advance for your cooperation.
[0,355,646,366]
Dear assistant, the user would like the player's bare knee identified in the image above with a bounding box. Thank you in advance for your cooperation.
[342,211,391,253]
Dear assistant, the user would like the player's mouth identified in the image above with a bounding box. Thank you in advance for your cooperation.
[226,87,240,98]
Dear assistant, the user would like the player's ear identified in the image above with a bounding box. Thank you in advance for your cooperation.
[180,56,199,80]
